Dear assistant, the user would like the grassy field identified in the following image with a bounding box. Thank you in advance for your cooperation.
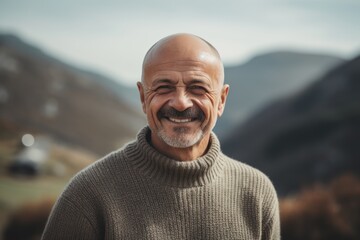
[0,175,69,231]
[0,176,68,209]
[0,131,97,239]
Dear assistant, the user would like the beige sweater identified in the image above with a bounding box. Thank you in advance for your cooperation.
[42,127,280,239]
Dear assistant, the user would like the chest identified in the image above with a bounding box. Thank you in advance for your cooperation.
[99,186,262,239]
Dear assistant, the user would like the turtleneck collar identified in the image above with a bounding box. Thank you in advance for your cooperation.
[123,127,225,188]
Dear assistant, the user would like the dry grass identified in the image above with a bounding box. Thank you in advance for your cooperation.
[3,197,55,240]
[0,176,66,239]
[280,174,360,240]
[0,139,20,173]
[0,136,98,239]
[45,143,97,177]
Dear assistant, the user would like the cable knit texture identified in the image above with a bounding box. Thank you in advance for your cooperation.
[42,127,280,239]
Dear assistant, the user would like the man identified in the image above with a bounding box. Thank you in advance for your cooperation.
[42,33,280,239]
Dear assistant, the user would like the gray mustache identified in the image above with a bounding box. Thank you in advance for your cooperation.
[158,107,205,121]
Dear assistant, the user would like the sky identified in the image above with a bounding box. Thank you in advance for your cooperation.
[1,0,359,86]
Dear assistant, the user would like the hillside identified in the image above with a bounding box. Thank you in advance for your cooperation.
[0,33,146,155]
[0,34,142,109]
[222,54,360,196]
[215,51,343,138]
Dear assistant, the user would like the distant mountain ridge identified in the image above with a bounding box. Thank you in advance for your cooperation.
[0,33,146,155]
[222,54,360,196]
[0,32,349,161]
[0,33,142,110]
[215,51,344,138]
[2,33,343,140]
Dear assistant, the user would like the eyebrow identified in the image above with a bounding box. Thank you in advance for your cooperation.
[152,79,176,86]
[187,79,211,88]
[152,78,211,88]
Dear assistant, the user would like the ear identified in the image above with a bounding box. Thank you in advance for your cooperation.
[217,84,229,117]
[137,82,146,113]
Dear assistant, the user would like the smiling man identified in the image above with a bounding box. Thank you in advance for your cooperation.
[42,33,280,240]
[138,34,228,161]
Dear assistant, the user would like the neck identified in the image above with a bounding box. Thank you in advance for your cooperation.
[124,126,224,187]
[150,132,211,161]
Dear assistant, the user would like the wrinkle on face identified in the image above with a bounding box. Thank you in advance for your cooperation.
[137,33,228,160]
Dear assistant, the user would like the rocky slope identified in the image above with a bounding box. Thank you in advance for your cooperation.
[216,51,343,138]
[222,54,360,196]
[0,34,146,155]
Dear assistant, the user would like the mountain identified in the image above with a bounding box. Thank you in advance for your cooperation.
[222,54,360,196]
[0,33,146,155]
[215,51,344,138]
[0,33,142,110]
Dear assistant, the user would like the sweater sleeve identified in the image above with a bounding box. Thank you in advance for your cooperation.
[261,177,281,240]
[262,199,281,240]
[41,195,100,240]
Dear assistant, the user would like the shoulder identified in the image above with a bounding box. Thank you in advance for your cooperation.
[61,148,127,199]
[48,147,132,225]
[220,153,279,221]
[220,152,277,197]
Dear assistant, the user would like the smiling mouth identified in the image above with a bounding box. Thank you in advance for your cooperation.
[167,117,194,123]
[158,106,205,124]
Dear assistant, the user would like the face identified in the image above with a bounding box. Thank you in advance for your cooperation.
[138,35,229,151]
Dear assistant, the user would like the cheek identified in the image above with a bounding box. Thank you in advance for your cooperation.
[194,95,217,119]
[146,95,168,118]
[205,95,222,125]
[203,93,218,113]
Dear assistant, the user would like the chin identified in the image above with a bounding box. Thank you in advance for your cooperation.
[158,128,204,148]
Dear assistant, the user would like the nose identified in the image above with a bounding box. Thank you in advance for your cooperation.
[168,87,193,111]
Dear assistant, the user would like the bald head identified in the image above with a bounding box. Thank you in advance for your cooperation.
[137,34,229,159]
[141,33,224,85]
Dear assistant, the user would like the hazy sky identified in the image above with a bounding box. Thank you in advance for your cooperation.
[1,0,359,86]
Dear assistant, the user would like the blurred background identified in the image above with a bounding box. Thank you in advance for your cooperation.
[1,0,360,239]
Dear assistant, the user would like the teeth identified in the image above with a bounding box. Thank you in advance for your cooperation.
[169,118,192,123]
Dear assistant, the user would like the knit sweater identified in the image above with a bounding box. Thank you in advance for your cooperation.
[42,127,280,240]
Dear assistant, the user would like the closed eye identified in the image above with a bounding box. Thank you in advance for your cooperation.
[154,85,175,94]
[188,85,207,95]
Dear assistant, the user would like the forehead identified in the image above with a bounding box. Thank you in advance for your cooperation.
[144,58,221,86]
[144,37,219,66]
[142,34,224,86]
